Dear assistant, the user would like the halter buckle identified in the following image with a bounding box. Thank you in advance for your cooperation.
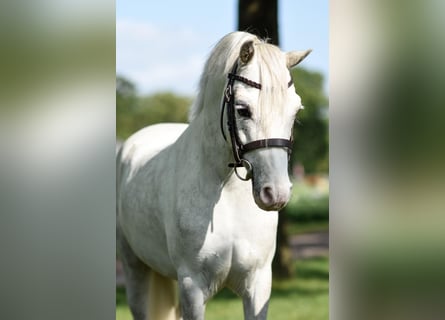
[224,85,232,102]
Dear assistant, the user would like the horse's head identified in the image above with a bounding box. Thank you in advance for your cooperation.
[224,39,311,211]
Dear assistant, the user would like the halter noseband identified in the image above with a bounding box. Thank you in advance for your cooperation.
[220,62,294,181]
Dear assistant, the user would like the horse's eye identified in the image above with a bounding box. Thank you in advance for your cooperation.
[236,106,252,118]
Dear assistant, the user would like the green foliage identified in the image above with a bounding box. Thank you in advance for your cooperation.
[116,76,138,138]
[116,75,191,139]
[284,180,329,222]
[117,76,137,102]
[139,93,191,124]
[116,75,137,114]
[291,68,329,173]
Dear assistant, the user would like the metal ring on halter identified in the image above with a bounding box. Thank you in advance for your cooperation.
[234,159,253,181]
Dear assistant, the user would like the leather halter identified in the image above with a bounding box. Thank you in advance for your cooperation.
[220,62,294,181]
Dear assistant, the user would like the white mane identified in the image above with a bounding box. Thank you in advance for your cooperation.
[188,31,291,124]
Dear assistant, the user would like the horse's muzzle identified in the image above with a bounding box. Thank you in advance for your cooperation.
[255,182,292,211]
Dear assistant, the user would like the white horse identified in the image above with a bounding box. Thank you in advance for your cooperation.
[116,31,310,320]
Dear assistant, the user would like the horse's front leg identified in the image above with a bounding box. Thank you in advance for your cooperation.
[242,267,272,320]
[177,271,206,320]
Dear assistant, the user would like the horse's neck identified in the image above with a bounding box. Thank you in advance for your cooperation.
[183,108,233,185]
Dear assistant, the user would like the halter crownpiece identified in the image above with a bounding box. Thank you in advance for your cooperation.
[220,62,294,181]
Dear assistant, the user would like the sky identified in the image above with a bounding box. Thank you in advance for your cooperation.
[117,0,328,96]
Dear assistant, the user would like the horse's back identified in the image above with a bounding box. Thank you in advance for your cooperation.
[119,123,188,171]
[117,122,187,187]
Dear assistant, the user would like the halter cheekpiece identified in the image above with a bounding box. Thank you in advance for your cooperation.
[220,62,294,181]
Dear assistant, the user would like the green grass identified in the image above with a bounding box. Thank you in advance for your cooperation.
[116,257,329,320]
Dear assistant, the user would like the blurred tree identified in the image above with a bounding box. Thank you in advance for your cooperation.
[138,93,191,126]
[117,76,136,99]
[116,75,138,139]
[238,0,278,45]
[116,75,191,139]
[291,68,328,173]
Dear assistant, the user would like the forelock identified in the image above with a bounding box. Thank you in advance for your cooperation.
[254,43,290,133]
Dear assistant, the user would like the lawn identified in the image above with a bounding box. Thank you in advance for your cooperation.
[116,256,329,320]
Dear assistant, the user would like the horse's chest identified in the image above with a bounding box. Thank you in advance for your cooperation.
[200,235,268,280]
[199,205,276,276]
[238,236,264,264]
[195,235,267,298]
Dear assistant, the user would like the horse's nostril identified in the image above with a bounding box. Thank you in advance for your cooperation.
[260,185,275,206]
[257,183,291,211]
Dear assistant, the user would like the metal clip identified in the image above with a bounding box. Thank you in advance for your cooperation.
[233,159,253,181]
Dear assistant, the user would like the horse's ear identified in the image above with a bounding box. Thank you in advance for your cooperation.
[286,49,312,68]
[240,40,255,64]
